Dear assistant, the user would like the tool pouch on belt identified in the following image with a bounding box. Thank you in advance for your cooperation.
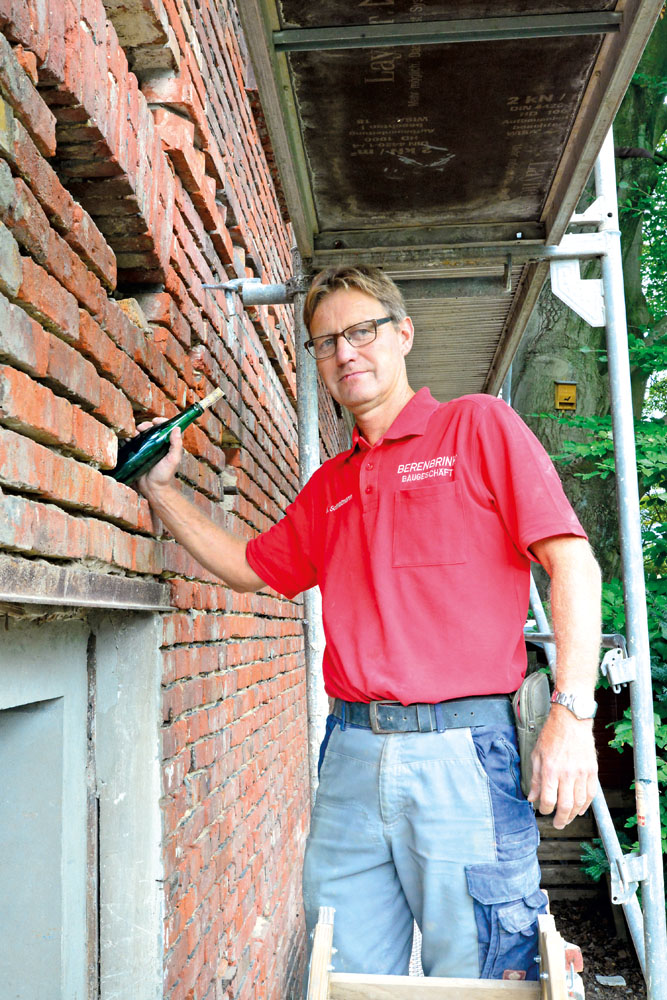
[511,671,552,798]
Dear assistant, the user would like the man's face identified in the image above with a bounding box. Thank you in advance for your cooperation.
[309,288,414,417]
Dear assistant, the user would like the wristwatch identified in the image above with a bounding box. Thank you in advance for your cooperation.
[551,689,597,720]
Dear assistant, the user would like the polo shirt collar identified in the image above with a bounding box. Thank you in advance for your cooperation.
[350,387,440,451]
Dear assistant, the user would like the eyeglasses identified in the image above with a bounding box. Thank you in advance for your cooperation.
[304,317,393,360]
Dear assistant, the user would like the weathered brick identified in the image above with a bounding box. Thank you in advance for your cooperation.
[135,290,191,347]
[0,97,117,288]
[0,32,56,157]
[0,424,104,510]
[3,175,51,262]
[69,402,117,467]
[0,492,88,558]
[14,255,79,343]
[0,1,49,65]
[0,292,50,376]
[12,46,38,85]
[91,376,134,436]
[0,96,74,229]
[47,333,101,410]
[65,203,117,290]
[100,473,154,532]
[0,363,74,447]
[0,220,22,298]
[0,157,14,214]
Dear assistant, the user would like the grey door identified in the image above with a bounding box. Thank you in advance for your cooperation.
[0,618,91,1000]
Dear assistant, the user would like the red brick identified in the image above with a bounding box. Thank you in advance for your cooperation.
[112,529,162,574]
[4,176,50,262]
[151,325,196,387]
[0,32,56,157]
[0,98,116,289]
[0,359,114,466]
[190,173,218,232]
[47,228,108,317]
[0,97,74,229]
[93,377,135,436]
[135,291,191,348]
[47,333,101,410]
[69,403,117,467]
[100,473,154,532]
[65,203,117,291]
[0,424,104,511]
[76,309,154,413]
[13,46,38,85]
[78,308,124,373]
[0,292,50,376]
[156,105,206,195]
[4,178,108,318]
[0,1,49,65]
[15,256,79,342]
[0,363,73,446]
[0,492,88,558]
[85,513,115,563]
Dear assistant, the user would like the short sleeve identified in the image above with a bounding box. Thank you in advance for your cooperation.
[476,399,587,559]
[246,478,318,599]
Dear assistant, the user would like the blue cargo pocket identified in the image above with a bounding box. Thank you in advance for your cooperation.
[317,714,338,778]
[465,855,547,981]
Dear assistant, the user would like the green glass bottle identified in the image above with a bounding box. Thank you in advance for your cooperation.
[108,387,223,485]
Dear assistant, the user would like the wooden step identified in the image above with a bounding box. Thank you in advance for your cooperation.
[307,910,580,999]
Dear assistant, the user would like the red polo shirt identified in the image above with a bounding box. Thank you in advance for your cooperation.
[246,389,586,704]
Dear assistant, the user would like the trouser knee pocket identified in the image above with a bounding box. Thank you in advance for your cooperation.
[465,855,547,981]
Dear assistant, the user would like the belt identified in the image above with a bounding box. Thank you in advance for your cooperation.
[332,695,514,734]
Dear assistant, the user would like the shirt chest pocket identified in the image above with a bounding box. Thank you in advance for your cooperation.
[392,481,467,568]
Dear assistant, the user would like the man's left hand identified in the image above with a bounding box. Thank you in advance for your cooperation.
[527,704,598,828]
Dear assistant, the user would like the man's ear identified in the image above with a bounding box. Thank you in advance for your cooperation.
[399,317,414,357]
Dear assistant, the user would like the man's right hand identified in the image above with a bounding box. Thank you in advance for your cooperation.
[131,419,266,594]
[135,419,183,498]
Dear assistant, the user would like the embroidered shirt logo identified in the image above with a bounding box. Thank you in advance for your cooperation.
[327,494,353,514]
[397,454,457,483]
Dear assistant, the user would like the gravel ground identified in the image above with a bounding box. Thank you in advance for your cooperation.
[550,897,646,999]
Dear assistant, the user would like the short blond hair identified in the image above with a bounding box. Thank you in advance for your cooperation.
[303,266,407,331]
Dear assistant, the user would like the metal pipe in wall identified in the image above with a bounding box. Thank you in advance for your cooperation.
[595,129,667,999]
[292,248,328,806]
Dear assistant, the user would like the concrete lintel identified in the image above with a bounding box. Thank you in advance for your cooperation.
[0,555,173,611]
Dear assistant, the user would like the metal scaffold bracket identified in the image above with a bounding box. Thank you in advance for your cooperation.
[550,256,606,327]
[201,275,309,307]
[601,645,637,691]
[611,852,649,905]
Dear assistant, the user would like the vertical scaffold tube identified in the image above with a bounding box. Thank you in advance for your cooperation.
[595,129,667,999]
[292,249,328,806]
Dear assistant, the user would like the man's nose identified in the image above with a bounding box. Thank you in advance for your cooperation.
[333,332,357,363]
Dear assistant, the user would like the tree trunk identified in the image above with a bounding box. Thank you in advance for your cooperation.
[511,17,667,582]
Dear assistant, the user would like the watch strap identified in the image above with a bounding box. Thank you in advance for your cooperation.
[551,689,597,720]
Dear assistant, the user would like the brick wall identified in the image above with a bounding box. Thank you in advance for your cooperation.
[0,1,348,997]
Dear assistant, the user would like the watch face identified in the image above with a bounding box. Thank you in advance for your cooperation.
[572,696,597,719]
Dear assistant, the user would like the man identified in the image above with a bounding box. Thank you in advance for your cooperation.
[139,266,600,982]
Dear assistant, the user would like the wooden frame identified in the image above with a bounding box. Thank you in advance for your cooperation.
[306,909,580,1000]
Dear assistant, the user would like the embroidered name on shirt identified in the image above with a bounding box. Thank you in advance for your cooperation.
[397,455,457,483]
[327,494,353,513]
